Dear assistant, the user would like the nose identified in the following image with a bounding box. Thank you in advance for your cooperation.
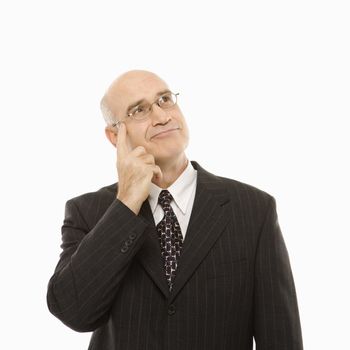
[150,103,171,126]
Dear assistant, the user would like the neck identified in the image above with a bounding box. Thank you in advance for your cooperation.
[152,154,189,189]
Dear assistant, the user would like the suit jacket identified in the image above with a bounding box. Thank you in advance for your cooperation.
[47,160,303,350]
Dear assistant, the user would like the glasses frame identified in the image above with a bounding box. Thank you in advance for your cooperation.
[111,92,179,129]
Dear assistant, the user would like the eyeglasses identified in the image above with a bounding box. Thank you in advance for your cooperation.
[112,91,179,129]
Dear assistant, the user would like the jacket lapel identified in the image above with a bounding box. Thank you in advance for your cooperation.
[135,200,171,297]
[135,160,231,301]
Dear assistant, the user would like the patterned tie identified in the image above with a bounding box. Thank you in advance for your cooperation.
[156,189,184,292]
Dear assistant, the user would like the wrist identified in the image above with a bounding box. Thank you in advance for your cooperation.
[116,194,142,215]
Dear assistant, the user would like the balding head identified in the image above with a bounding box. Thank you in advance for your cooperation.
[100,70,169,125]
[102,69,189,169]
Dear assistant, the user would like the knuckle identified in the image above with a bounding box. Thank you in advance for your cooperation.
[122,158,130,167]
[147,154,155,162]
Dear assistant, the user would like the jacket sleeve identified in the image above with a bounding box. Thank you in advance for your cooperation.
[46,197,151,332]
[253,196,303,349]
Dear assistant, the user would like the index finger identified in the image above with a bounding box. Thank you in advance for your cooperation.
[116,122,132,157]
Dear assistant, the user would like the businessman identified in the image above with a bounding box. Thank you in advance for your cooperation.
[47,70,303,349]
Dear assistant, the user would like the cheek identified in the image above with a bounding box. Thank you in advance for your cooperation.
[177,114,189,132]
[179,121,189,138]
[127,126,149,147]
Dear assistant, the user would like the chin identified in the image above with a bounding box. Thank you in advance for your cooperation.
[154,147,187,164]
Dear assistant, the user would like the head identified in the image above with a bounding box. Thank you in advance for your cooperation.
[102,70,190,166]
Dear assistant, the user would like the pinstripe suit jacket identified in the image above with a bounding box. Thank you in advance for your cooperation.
[47,160,303,349]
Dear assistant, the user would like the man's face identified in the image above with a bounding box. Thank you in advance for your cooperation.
[106,72,190,165]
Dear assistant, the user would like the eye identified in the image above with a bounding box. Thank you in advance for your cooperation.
[132,105,145,115]
[160,95,170,102]
[135,106,144,113]
[159,93,173,106]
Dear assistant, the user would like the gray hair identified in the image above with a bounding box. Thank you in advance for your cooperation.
[100,94,117,126]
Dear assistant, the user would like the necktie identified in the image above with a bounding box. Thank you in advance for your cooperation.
[156,189,184,292]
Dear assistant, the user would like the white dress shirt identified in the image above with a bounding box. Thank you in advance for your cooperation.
[147,159,197,241]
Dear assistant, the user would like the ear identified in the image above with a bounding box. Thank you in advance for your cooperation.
[105,126,117,147]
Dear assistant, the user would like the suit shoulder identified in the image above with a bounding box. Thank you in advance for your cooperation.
[217,175,274,206]
[62,183,118,229]
[66,182,117,207]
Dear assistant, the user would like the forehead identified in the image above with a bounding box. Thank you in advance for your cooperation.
[108,73,169,115]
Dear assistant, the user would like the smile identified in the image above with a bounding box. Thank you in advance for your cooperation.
[152,128,179,139]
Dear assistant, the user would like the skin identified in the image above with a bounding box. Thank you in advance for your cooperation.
[104,70,190,215]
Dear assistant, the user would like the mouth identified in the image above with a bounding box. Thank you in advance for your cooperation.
[152,128,179,139]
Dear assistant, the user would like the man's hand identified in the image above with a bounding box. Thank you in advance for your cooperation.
[116,123,163,215]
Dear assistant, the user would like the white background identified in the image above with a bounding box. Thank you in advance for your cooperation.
[1,0,349,349]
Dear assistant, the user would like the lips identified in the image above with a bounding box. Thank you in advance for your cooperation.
[152,127,179,138]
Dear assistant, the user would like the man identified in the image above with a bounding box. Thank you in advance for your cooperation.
[47,70,303,349]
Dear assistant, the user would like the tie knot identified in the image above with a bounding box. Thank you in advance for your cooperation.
[158,189,173,208]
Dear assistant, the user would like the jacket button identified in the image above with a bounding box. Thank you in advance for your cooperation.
[168,304,176,315]
[128,233,136,240]
[125,238,133,246]
[120,245,128,253]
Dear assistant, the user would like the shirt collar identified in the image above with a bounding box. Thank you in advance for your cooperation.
[148,159,197,215]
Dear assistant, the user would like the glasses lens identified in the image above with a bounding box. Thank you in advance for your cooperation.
[129,92,178,121]
[158,92,177,108]
[129,104,149,120]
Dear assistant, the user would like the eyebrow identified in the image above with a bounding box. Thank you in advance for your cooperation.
[126,89,171,113]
